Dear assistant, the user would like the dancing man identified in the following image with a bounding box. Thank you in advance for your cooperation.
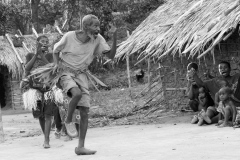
[52,14,117,155]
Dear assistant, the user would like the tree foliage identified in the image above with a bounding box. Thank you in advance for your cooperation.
[0,0,165,36]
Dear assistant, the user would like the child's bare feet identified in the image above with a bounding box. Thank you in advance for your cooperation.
[191,115,198,124]
[200,110,211,124]
[75,147,97,155]
[43,141,50,149]
[197,117,204,126]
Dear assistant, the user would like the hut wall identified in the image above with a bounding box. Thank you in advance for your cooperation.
[10,79,23,110]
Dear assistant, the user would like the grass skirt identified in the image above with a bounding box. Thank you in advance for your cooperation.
[23,87,64,111]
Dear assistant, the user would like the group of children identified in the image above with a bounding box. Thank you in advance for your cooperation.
[187,63,240,127]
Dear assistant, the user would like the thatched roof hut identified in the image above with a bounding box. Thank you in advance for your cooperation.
[116,0,240,61]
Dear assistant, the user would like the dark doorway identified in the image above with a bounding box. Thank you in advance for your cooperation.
[0,72,6,108]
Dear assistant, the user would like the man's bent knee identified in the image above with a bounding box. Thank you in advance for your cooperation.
[69,87,82,99]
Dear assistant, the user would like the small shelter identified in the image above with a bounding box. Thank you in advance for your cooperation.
[0,33,60,109]
[116,0,240,108]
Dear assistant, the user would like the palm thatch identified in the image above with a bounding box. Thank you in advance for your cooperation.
[0,33,61,79]
[116,0,240,61]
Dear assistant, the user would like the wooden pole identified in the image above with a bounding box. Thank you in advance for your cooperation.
[79,14,83,30]
[148,58,151,90]
[55,26,63,35]
[61,19,68,30]
[32,27,39,37]
[6,34,24,64]
[126,30,131,97]
[0,104,4,143]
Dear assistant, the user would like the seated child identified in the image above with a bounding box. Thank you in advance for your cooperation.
[214,79,229,107]
[216,87,237,127]
[191,86,214,126]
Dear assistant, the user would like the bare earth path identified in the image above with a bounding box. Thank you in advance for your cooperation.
[0,113,240,160]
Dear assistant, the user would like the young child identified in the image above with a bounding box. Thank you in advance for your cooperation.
[214,79,229,108]
[191,86,214,125]
[216,87,237,127]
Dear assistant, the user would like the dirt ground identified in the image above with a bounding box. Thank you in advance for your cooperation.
[1,111,240,160]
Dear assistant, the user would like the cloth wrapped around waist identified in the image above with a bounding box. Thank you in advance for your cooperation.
[30,62,107,91]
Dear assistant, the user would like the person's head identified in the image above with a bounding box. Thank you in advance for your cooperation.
[82,14,100,39]
[36,35,49,54]
[187,62,198,85]
[198,86,207,99]
[218,79,229,88]
[187,62,198,72]
[218,86,233,102]
[46,24,51,29]
[218,61,231,77]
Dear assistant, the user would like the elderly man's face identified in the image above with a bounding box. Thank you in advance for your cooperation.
[218,63,230,77]
[87,18,100,39]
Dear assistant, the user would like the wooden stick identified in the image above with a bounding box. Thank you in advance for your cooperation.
[17,29,23,36]
[61,19,68,30]
[148,58,151,90]
[126,30,132,97]
[165,88,187,91]
[79,15,83,30]
[6,34,24,64]
[32,27,39,37]
[0,104,4,143]
[55,26,63,35]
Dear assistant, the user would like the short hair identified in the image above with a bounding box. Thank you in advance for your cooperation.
[187,62,198,71]
[82,14,98,29]
[199,86,206,92]
[219,86,233,95]
[37,35,48,42]
[219,61,231,69]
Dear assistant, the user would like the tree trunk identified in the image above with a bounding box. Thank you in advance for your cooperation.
[0,104,4,143]
[31,0,40,32]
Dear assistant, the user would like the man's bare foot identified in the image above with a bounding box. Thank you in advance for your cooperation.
[75,147,97,155]
[200,110,211,124]
[64,122,78,138]
[43,141,50,149]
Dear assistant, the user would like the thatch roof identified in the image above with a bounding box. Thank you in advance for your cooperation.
[116,0,240,61]
[0,33,60,79]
